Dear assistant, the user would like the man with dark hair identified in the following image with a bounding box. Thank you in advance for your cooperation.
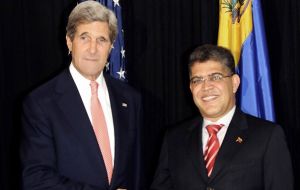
[20,1,143,189]
[151,44,293,190]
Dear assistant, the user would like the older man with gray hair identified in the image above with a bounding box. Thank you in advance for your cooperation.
[21,1,144,189]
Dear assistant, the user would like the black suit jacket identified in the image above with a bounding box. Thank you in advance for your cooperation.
[151,108,294,190]
[20,69,143,190]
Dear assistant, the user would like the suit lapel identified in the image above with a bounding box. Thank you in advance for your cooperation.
[104,74,130,186]
[54,70,106,172]
[187,116,209,182]
[209,108,248,180]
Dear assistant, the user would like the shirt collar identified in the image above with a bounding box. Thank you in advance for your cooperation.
[69,63,104,86]
[203,106,236,128]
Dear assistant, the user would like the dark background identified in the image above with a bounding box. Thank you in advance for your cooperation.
[1,0,299,189]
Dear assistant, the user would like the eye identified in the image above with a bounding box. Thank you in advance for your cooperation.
[79,35,90,42]
[190,77,204,85]
[210,74,223,81]
[97,37,109,45]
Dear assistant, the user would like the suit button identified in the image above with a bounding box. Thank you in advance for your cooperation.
[207,187,214,190]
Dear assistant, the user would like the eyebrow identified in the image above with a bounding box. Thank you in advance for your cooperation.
[190,72,224,78]
[78,32,109,41]
[79,32,89,36]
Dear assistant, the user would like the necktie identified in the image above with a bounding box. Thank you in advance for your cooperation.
[90,81,113,183]
[204,124,223,177]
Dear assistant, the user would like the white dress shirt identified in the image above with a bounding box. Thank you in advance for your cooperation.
[69,64,115,163]
[202,106,236,153]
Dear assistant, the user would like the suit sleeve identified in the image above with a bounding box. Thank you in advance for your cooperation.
[20,95,104,190]
[264,125,294,190]
[150,132,174,190]
[133,92,146,190]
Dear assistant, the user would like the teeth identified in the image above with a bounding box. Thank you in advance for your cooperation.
[202,95,217,101]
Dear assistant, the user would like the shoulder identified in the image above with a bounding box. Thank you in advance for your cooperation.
[243,112,279,130]
[239,110,286,141]
[104,73,141,98]
[166,116,202,138]
[24,69,70,103]
[233,108,278,130]
[245,113,277,127]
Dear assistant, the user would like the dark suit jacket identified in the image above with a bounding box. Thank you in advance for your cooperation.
[151,108,294,190]
[20,69,143,190]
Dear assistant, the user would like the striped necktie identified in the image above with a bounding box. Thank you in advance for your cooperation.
[204,124,223,177]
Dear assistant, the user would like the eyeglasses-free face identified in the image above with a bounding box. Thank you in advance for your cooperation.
[189,60,240,121]
[66,21,112,81]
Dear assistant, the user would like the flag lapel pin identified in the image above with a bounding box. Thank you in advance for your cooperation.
[235,137,243,143]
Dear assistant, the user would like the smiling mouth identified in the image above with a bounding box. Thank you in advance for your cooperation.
[202,95,218,102]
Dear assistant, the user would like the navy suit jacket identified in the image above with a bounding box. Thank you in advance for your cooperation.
[21,69,143,190]
[151,108,294,190]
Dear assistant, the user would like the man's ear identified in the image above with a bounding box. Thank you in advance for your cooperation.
[66,35,72,51]
[232,74,240,93]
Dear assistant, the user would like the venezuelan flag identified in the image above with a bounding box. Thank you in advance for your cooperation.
[218,0,275,121]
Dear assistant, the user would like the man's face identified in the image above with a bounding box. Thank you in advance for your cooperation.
[189,60,240,121]
[66,21,112,80]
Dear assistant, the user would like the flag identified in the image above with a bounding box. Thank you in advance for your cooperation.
[218,0,275,121]
[78,0,126,81]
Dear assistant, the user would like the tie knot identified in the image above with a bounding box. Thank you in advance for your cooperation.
[90,81,99,95]
[206,124,223,135]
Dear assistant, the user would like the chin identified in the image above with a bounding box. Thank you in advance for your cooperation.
[202,109,221,117]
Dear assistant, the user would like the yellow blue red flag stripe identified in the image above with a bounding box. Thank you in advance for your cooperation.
[218,0,275,121]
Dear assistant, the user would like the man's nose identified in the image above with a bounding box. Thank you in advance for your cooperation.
[201,79,213,90]
[89,40,97,54]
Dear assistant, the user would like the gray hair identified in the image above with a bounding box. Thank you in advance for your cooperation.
[188,44,236,75]
[66,0,118,43]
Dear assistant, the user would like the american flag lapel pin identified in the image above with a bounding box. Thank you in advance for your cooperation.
[235,137,243,143]
[122,102,127,108]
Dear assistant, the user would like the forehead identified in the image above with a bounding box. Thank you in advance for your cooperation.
[190,60,228,76]
[75,21,110,36]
